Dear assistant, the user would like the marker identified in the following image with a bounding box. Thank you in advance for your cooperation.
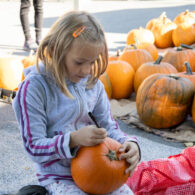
[88,112,100,128]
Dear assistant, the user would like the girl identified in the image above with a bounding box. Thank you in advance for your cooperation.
[13,11,140,195]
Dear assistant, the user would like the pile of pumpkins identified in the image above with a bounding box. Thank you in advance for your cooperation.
[100,9,195,129]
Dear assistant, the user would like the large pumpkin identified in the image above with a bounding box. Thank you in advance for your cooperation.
[134,56,178,93]
[0,57,24,90]
[136,73,194,128]
[99,72,112,99]
[71,137,129,195]
[106,60,135,99]
[162,44,195,72]
[119,46,153,72]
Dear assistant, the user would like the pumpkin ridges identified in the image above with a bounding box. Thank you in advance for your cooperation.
[162,47,195,72]
[119,49,153,72]
[136,74,194,128]
[106,60,135,99]
[134,56,178,93]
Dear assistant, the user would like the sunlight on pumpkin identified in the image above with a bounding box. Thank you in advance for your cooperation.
[0,57,24,90]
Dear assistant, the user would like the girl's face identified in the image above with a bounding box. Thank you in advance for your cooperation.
[65,39,103,83]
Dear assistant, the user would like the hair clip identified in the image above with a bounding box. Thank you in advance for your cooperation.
[72,26,86,38]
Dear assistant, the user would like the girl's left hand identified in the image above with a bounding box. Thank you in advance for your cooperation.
[118,141,140,176]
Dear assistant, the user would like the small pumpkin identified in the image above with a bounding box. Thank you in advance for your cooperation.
[0,57,24,91]
[173,10,195,25]
[151,17,177,48]
[162,44,195,72]
[71,137,129,195]
[108,50,120,61]
[135,42,159,61]
[172,22,195,47]
[146,12,171,30]
[136,73,194,128]
[106,60,135,99]
[126,27,155,45]
[134,56,178,93]
[119,45,153,72]
[176,61,195,87]
[99,72,112,99]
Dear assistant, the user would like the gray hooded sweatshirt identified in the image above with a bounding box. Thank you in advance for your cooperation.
[12,63,139,186]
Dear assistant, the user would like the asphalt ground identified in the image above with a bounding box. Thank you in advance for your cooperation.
[0,0,195,194]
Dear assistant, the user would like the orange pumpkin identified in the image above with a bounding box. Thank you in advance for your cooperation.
[173,10,195,25]
[151,17,177,48]
[99,72,112,99]
[135,42,159,61]
[21,53,37,80]
[136,73,194,128]
[119,46,153,71]
[106,60,135,99]
[126,27,155,45]
[146,12,171,30]
[71,137,129,195]
[108,50,120,61]
[192,95,195,124]
[176,61,195,87]
[134,56,178,93]
[172,22,195,47]
[162,44,195,72]
[0,57,24,91]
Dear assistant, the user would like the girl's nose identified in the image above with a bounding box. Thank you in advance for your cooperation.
[81,63,91,75]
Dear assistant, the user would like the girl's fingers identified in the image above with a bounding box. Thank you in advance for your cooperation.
[125,159,139,175]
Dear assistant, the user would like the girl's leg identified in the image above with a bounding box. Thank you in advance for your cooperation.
[45,181,88,195]
[108,184,134,195]
[20,0,31,41]
[33,0,43,45]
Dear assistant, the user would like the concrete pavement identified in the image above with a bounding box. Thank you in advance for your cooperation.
[0,0,195,194]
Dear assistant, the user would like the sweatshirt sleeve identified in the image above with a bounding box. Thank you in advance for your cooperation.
[92,81,139,145]
[12,77,76,164]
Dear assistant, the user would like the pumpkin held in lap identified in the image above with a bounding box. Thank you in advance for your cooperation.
[71,137,129,195]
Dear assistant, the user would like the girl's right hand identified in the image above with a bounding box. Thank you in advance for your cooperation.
[70,125,107,148]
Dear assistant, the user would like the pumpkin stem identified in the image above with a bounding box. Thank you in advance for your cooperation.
[169,74,179,80]
[106,150,118,161]
[184,61,193,75]
[176,46,183,51]
[159,12,166,19]
[130,44,137,50]
[154,55,163,64]
[116,49,120,56]
[180,44,193,50]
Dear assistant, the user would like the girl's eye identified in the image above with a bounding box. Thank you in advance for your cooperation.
[75,61,83,65]
[90,61,95,65]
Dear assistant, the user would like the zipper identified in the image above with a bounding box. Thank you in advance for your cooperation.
[73,85,83,130]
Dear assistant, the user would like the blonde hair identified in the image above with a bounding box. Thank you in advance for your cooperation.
[36,11,108,98]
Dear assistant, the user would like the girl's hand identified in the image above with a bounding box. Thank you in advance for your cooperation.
[118,141,140,176]
[70,125,107,148]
